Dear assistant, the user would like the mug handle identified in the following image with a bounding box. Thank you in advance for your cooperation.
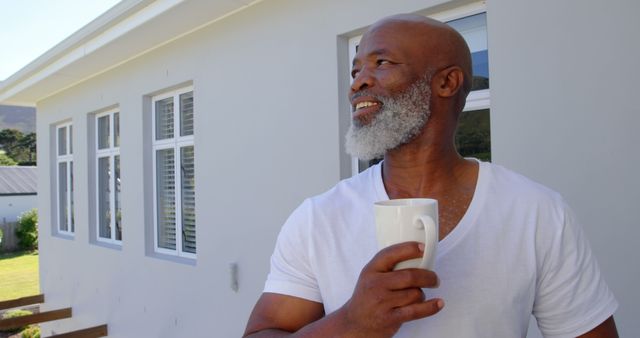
[416,215,437,270]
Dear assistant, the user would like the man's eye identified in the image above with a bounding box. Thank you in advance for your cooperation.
[351,69,360,78]
[377,59,391,65]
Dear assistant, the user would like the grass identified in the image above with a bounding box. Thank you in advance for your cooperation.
[0,251,39,302]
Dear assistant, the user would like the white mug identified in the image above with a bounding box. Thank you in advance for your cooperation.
[374,198,439,270]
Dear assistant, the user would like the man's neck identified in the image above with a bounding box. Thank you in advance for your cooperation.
[381,145,476,199]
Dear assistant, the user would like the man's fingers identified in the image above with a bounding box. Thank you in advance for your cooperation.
[386,268,439,290]
[391,287,426,308]
[390,298,445,323]
[369,242,425,272]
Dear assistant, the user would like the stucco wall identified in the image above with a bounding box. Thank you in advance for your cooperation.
[0,194,36,223]
[35,0,638,336]
[488,0,639,336]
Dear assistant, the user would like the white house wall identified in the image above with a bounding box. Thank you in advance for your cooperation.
[487,0,640,336]
[35,0,639,336]
[0,195,36,223]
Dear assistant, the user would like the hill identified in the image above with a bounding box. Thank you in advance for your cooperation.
[0,105,36,133]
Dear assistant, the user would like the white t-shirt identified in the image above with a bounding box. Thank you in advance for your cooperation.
[264,161,617,337]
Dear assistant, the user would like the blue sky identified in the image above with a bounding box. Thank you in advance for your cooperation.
[0,0,121,81]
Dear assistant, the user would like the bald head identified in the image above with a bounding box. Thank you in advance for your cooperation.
[363,14,473,95]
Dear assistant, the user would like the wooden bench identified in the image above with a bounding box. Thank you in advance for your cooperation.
[0,294,108,337]
[0,294,44,311]
[48,324,109,338]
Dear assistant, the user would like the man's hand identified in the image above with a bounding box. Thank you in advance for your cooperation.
[337,241,443,337]
[243,242,442,337]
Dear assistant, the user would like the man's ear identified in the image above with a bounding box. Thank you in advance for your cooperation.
[434,66,465,98]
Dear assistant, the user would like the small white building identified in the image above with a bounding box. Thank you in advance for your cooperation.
[0,166,37,223]
[0,0,638,336]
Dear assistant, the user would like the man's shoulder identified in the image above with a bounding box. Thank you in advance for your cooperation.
[307,163,380,209]
[281,165,379,236]
[479,162,575,235]
[483,161,565,204]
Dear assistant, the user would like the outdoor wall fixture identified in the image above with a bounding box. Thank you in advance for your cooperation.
[230,262,239,292]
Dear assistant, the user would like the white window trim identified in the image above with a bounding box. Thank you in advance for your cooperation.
[95,109,122,245]
[151,86,196,259]
[429,1,486,23]
[465,89,490,111]
[347,2,489,176]
[56,122,74,236]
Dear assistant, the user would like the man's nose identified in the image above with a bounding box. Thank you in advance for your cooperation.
[350,67,374,93]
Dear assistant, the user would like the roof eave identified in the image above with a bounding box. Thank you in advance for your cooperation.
[0,0,263,106]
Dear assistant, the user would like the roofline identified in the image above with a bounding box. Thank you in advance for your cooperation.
[0,166,37,169]
[0,0,152,105]
[0,0,264,106]
[0,193,37,197]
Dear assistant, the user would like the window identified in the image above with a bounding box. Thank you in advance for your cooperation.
[96,110,122,244]
[447,12,489,91]
[56,122,74,234]
[443,11,491,162]
[455,108,490,161]
[347,5,491,175]
[152,87,196,257]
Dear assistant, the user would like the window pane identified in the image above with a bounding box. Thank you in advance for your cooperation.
[114,112,120,147]
[98,157,111,239]
[58,162,68,231]
[98,115,110,149]
[180,91,194,137]
[115,155,122,241]
[58,127,67,155]
[447,13,489,90]
[156,148,176,250]
[70,161,74,232]
[155,97,174,140]
[69,125,73,154]
[181,146,196,254]
[455,108,491,161]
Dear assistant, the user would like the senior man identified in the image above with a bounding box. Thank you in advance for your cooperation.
[244,14,618,338]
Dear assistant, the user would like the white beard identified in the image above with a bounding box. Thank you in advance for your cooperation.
[345,74,432,161]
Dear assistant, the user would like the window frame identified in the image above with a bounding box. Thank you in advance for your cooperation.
[151,86,196,259]
[56,122,74,236]
[347,3,490,175]
[95,109,122,245]
[430,2,490,112]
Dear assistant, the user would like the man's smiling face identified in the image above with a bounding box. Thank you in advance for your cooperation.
[349,21,431,126]
[345,21,434,160]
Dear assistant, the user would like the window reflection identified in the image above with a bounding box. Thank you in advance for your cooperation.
[455,108,491,161]
[447,13,489,91]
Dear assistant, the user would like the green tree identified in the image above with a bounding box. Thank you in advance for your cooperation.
[0,129,37,165]
[0,128,24,152]
[0,152,17,165]
[16,132,37,165]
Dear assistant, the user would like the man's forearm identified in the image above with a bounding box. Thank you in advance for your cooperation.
[576,316,618,338]
[243,307,365,338]
[244,328,293,338]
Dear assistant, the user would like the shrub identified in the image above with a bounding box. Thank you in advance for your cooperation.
[1,309,33,333]
[2,309,32,319]
[0,152,17,166]
[0,227,3,244]
[20,325,41,338]
[15,208,38,251]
